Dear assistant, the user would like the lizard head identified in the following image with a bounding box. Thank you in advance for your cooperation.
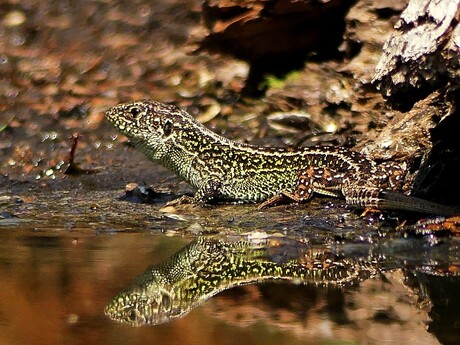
[104,277,186,326]
[105,100,194,160]
[105,238,227,327]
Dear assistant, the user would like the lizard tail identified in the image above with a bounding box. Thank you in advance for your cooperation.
[378,190,460,216]
[345,187,459,216]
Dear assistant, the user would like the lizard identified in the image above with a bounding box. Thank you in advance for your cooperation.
[105,100,458,215]
[104,237,375,326]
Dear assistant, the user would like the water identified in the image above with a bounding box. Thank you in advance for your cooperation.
[0,227,459,345]
[0,230,185,345]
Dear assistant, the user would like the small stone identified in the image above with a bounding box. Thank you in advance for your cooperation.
[125,182,138,191]
[186,222,204,235]
[3,11,26,27]
[247,230,269,240]
[159,206,177,214]
[66,313,79,324]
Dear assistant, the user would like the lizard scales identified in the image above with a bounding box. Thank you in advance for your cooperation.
[106,100,457,215]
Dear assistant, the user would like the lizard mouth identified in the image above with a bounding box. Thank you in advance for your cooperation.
[105,104,134,135]
[104,106,121,125]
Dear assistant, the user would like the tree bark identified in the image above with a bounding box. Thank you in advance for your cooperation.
[370,0,460,203]
[373,0,460,110]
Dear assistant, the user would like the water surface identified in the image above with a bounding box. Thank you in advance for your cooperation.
[1,227,459,345]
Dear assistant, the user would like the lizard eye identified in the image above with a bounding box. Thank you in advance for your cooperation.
[163,120,173,136]
[129,107,141,118]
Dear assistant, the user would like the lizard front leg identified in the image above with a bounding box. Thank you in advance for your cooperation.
[167,179,222,206]
[193,179,222,204]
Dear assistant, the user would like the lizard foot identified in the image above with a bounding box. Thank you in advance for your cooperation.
[359,207,383,217]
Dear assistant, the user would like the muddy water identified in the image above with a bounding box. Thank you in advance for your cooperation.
[0,214,459,345]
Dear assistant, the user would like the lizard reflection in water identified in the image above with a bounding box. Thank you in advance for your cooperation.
[105,237,377,326]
